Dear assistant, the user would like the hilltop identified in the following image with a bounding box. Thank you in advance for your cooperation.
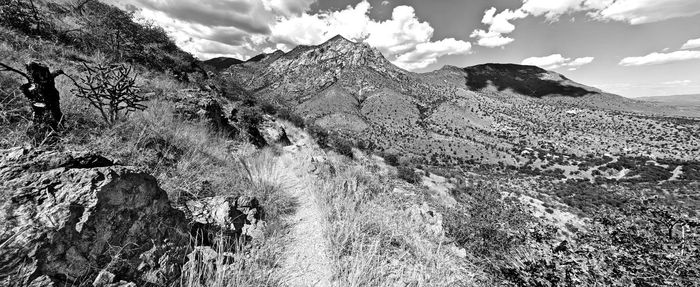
[202,57,243,71]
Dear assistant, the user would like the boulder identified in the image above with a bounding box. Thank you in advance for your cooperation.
[257,115,292,146]
[0,147,190,286]
[184,195,266,246]
[0,148,264,286]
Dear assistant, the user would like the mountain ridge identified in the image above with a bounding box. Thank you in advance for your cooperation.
[220,35,699,170]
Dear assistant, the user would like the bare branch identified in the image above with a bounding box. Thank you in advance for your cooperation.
[0,62,30,81]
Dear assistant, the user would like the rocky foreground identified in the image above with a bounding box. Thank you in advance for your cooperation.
[0,147,264,286]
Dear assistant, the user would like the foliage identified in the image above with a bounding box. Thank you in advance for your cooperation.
[0,0,198,74]
[276,107,305,128]
[503,197,700,286]
[69,62,145,125]
[0,0,56,39]
[396,165,420,183]
[445,182,533,269]
[382,152,399,166]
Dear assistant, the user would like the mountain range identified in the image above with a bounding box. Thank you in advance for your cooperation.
[215,35,699,171]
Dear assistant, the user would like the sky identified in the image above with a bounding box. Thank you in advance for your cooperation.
[111,0,700,98]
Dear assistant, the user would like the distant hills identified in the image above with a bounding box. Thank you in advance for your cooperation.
[637,94,700,105]
[202,57,243,71]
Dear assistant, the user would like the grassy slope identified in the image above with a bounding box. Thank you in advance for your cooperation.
[0,9,482,286]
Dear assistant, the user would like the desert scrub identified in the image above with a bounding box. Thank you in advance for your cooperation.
[315,156,478,286]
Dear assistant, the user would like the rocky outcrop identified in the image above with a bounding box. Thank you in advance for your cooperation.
[0,147,264,286]
[184,195,266,246]
[257,114,292,146]
[407,203,466,258]
[172,89,238,137]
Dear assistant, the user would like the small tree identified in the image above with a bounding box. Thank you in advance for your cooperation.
[68,62,145,125]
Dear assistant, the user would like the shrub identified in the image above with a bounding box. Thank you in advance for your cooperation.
[69,62,145,125]
[397,166,420,184]
[276,108,305,128]
[382,153,399,166]
[333,138,354,158]
[307,124,328,148]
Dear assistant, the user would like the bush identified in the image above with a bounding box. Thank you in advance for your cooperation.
[397,166,420,183]
[382,153,399,166]
[332,138,354,158]
[69,62,145,125]
[276,108,305,128]
[307,124,328,148]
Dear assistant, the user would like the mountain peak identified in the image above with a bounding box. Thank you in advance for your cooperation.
[326,34,354,44]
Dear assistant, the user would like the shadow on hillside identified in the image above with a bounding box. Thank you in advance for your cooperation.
[464,64,592,98]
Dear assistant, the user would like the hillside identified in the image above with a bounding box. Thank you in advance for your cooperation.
[202,57,243,71]
[1,3,699,287]
[225,35,700,170]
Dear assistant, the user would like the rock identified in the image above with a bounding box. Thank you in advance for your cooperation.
[258,114,292,146]
[0,148,265,286]
[93,270,116,287]
[449,245,467,259]
[172,89,238,138]
[0,148,190,286]
[408,203,445,241]
[184,195,266,245]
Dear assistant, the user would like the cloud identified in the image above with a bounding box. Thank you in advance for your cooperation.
[619,50,700,66]
[261,0,316,16]
[681,38,700,50]
[470,7,526,47]
[595,0,700,25]
[381,1,390,5]
[520,0,700,24]
[269,1,471,70]
[393,38,472,70]
[120,0,470,69]
[521,54,595,70]
[131,0,272,34]
[472,0,700,48]
[470,30,514,47]
[662,80,692,85]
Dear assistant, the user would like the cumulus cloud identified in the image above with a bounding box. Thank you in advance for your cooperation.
[470,30,515,48]
[619,50,700,66]
[118,0,471,69]
[261,0,316,16]
[393,38,472,70]
[269,1,471,70]
[521,54,595,70]
[472,0,700,48]
[131,0,272,33]
[470,7,526,47]
[681,38,700,50]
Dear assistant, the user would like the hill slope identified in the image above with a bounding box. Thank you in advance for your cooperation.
[202,57,243,71]
[224,35,700,170]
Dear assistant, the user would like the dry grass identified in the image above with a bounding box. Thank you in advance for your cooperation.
[0,26,300,286]
[315,157,479,286]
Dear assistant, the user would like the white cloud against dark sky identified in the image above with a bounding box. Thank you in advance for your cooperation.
[112,0,700,97]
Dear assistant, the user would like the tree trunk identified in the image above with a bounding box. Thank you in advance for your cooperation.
[19,62,64,135]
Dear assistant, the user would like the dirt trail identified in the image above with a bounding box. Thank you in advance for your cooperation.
[278,126,333,286]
